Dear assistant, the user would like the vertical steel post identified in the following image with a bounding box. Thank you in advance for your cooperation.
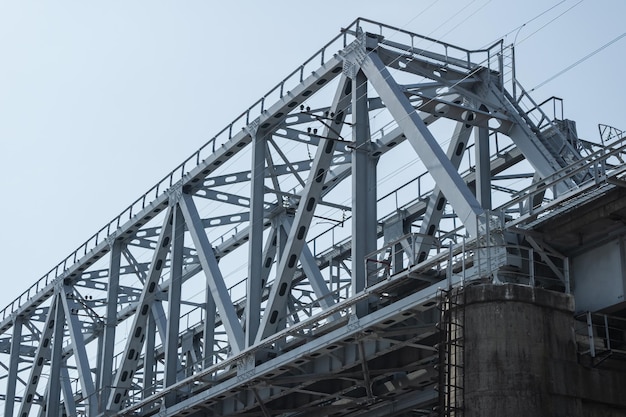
[587,311,596,358]
[165,204,185,406]
[475,123,492,210]
[47,294,65,415]
[4,315,23,417]
[143,312,157,407]
[246,127,265,347]
[99,239,122,412]
[529,249,535,287]
[351,69,376,317]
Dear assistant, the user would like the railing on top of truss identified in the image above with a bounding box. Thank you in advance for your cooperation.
[364,224,570,294]
[0,19,526,323]
[575,311,626,364]
[496,128,626,227]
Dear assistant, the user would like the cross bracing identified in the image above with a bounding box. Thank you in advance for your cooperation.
[1,17,625,417]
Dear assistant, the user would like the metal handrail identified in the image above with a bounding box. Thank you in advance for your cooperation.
[0,17,515,321]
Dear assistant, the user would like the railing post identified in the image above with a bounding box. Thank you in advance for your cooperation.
[529,249,535,287]
[604,314,611,351]
[587,311,596,357]
[564,257,571,293]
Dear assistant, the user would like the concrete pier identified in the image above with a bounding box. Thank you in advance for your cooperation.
[457,283,626,417]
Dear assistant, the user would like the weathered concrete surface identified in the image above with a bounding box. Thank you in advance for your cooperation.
[460,283,626,417]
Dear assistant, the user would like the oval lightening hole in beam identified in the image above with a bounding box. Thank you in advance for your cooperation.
[436,197,445,211]
[288,254,297,268]
[269,310,278,324]
[306,197,316,211]
[325,140,334,154]
[279,283,288,296]
[315,168,325,183]
[162,236,170,247]
[297,226,306,240]
[428,225,436,235]
[455,142,465,156]
[264,258,272,268]
[156,259,163,270]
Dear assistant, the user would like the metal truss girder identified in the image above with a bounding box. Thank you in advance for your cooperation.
[279,216,336,314]
[46,293,65,417]
[376,45,479,86]
[60,285,97,415]
[484,85,576,195]
[380,36,478,71]
[416,122,473,261]
[273,126,323,147]
[18,295,57,417]
[246,129,266,347]
[194,188,251,208]
[202,211,250,228]
[255,75,351,343]
[158,270,454,417]
[98,239,121,411]
[360,51,484,237]
[475,122,492,209]
[351,68,377,317]
[107,207,174,410]
[4,315,22,417]
[0,56,345,340]
[202,157,347,188]
[281,98,386,129]
[61,366,78,417]
[179,193,245,353]
[165,204,185,406]
[406,90,513,133]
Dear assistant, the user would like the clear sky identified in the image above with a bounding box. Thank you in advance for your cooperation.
[0,0,624,309]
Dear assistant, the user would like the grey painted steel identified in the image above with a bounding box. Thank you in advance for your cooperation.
[4,315,22,417]
[475,124,492,209]
[360,51,485,237]
[246,127,265,348]
[416,121,472,262]
[179,193,245,352]
[98,239,121,411]
[18,296,57,417]
[46,294,64,417]
[255,75,350,343]
[164,204,185,406]
[351,69,377,317]
[107,208,174,410]
[0,18,601,417]
[60,285,97,415]
[61,367,78,417]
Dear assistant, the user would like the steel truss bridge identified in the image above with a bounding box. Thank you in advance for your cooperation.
[2,18,626,417]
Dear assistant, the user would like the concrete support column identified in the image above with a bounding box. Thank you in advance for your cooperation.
[460,284,578,417]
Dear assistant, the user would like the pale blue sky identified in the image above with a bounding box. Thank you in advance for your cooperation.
[0,1,624,308]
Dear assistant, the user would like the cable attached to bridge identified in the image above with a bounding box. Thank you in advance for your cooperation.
[530,32,626,92]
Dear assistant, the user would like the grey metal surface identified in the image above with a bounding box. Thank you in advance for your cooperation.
[0,17,615,417]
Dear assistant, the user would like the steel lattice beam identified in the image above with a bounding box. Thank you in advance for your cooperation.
[0,18,599,417]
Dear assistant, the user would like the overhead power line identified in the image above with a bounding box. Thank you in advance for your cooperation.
[530,32,626,92]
